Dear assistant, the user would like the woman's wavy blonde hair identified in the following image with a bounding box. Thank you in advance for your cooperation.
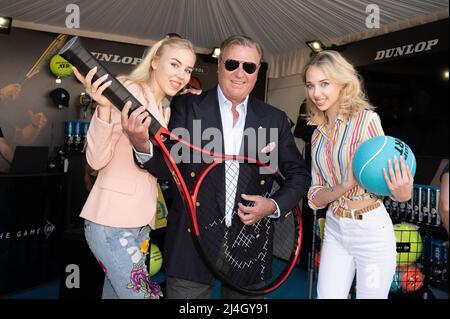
[118,36,195,84]
[302,50,373,124]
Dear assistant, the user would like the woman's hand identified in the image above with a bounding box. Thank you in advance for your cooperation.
[384,155,414,202]
[73,66,112,108]
[121,102,151,153]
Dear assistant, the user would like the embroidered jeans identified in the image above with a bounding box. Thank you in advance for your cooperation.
[84,220,162,299]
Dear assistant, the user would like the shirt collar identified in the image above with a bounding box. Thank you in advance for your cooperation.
[336,113,347,123]
[217,85,248,115]
[312,113,348,138]
[308,113,347,127]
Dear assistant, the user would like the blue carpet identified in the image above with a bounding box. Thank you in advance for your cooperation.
[1,257,313,299]
[3,281,60,299]
[1,257,315,299]
[267,262,314,299]
[2,265,313,299]
[3,261,447,299]
[210,259,315,299]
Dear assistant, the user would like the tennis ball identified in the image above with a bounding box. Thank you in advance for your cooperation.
[400,264,424,292]
[149,244,163,276]
[49,54,73,78]
[394,223,423,265]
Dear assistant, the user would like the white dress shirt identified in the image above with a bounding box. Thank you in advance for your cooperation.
[216,86,280,226]
[217,86,246,227]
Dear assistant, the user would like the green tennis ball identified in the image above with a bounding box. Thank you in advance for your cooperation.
[394,223,422,265]
[49,54,73,78]
[149,244,163,276]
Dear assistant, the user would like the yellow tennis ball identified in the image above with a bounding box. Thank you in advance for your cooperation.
[149,244,163,276]
[49,54,73,78]
[394,223,423,265]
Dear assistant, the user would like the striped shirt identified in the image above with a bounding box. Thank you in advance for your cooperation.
[307,109,384,213]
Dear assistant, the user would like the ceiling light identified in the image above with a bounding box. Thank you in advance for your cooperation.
[211,47,220,59]
[306,40,325,53]
[0,17,12,34]
[165,32,182,39]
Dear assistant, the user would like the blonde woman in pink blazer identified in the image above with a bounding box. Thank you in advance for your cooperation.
[73,36,196,299]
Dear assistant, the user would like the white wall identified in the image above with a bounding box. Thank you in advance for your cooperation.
[266,74,308,158]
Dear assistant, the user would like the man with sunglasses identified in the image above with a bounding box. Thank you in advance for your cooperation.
[127,35,310,299]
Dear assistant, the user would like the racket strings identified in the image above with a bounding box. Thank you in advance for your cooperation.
[195,160,300,289]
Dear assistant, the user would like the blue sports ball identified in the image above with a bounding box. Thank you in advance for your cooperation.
[353,136,416,196]
[390,269,402,292]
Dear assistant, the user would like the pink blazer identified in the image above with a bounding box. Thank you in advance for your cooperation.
[80,81,168,228]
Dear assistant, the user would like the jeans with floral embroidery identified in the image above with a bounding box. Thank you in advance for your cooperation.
[84,220,162,299]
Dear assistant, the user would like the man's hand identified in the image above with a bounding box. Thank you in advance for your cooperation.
[28,110,47,129]
[121,102,151,153]
[237,194,277,225]
[0,83,22,100]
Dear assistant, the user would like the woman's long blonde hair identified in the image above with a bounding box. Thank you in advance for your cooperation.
[119,36,195,84]
[303,50,373,124]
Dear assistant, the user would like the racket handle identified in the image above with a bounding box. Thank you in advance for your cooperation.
[59,36,161,136]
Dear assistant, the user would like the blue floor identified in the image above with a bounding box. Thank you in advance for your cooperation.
[2,265,315,299]
[3,270,448,299]
[3,281,61,299]
[210,264,313,299]
[3,256,446,299]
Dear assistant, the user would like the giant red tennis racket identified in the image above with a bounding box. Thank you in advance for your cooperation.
[60,37,303,295]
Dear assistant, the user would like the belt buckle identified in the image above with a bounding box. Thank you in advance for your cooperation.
[337,207,352,219]
[337,207,364,220]
[355,201,380,220]
[354,211,363,220]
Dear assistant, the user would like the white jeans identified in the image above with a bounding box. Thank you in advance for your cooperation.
[317,203,397,299]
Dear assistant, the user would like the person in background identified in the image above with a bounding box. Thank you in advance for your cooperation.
[0,83,48,145]
[304,50,414,299]
[72,35,196,299]
[0,127,14,164]
[439,163,449,235]
[0,83,21,100]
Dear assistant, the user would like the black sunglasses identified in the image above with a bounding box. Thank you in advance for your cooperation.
[223,59,258,74]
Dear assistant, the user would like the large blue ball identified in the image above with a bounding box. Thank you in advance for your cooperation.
[353,136,416,196]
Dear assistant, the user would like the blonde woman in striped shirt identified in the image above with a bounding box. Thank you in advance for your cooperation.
[304,50,413,299]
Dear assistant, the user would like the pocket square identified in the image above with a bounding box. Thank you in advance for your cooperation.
[260,142,276,153]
